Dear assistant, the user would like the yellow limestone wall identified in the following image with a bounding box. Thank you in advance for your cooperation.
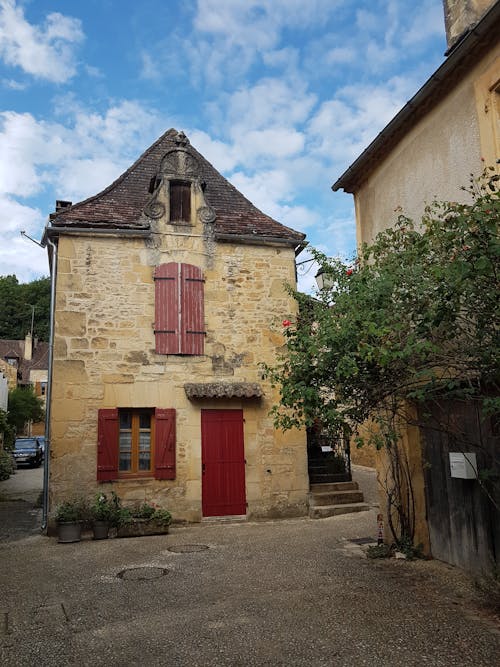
[49,183,308,522]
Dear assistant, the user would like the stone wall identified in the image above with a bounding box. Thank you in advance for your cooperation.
[49,187,308,522]
[442,0,495,49]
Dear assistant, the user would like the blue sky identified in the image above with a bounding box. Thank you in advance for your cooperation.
[0,0,447,290]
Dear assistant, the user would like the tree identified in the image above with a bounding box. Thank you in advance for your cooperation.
[265,172,499,545]
[0,275,50,341]
[7,386,45,435]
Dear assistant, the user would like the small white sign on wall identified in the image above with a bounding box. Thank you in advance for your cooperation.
[449,452,478,479]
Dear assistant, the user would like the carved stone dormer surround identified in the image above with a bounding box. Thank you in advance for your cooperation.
[143,131,216,225]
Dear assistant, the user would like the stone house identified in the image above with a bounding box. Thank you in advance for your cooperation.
[0,334,48,435]
[43,129,311,524]
[332,0,500,571]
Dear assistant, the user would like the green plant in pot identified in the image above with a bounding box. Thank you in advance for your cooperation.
[90,492,121,540]
[55,498,88,544]
[116,501,172,537]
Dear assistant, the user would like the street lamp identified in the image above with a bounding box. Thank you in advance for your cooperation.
[296,258,332,291]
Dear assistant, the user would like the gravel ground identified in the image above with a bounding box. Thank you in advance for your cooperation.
[1,464,498,666]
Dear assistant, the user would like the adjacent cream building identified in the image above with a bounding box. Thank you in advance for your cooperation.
[332,0,499,570]
[44,129,309,524]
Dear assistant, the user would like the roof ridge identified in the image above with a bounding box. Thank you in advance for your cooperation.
[51,128,178,219]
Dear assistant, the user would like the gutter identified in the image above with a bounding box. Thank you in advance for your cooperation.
[332,1,500,193]
[41,236,57,531]
[215,232,304,248]
[44,226,151,239]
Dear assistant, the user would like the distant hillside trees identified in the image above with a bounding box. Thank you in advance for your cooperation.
[0,275,50,341]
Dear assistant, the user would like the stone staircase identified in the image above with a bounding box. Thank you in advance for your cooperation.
[309,481,370,519]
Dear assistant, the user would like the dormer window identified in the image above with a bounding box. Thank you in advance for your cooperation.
[169,180,191,223]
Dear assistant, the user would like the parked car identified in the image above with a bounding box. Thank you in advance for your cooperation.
[13,438,43,468]
[36,436,46,459]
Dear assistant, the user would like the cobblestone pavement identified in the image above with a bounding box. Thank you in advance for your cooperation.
[0,467,498,666]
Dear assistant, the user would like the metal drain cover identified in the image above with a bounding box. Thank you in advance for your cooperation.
[167,544,209,553]
[350,537,376,545]
[117,566,168,581]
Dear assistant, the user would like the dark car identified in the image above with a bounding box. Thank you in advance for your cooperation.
[13,438,43,468]
[36,436,46,459]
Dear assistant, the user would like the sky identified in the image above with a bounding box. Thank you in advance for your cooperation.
[0,0,447,291]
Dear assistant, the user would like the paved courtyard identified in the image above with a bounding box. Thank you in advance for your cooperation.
[0,467,498,666]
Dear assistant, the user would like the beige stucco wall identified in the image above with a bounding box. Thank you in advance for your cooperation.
[49,184,308,523]
[351,40,499,553]
[355,45,500,248]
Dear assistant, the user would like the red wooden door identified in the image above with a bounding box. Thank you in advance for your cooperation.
[201,409,246,517]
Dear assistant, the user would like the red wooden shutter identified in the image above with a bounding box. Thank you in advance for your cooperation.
[155,408,176,480]
[97,408,119,481]
[170,181,191,222]
[180,263,205,355]
[154,263,179,354]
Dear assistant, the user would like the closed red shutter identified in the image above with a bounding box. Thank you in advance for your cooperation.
[154,263,179,354]
[170,181,191,222]
[97,409,119,481]
[181,263,205,355]
[155,408,176,479]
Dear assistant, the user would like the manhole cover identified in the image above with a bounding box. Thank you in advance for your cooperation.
[117,566,168,581]
[167,544,209,553]
[350,537,376,545]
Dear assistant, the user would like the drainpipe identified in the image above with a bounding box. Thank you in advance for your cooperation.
[41,237,57,531]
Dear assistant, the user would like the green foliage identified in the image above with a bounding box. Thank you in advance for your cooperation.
[90,492,121,524]
[0,409,15,450]
[366,543,392,559]
[118,501,172,527]
[395,536,425,560]
[0,275,50,341]
[0,449,15,481]
[55,498,89,523]
[7,386,45,434]
[265,173,499,444]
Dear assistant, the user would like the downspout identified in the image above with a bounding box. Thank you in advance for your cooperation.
[41,237,57,531]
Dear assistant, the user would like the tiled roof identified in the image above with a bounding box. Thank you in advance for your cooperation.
[49,129,305,245]
[0,339,49,383]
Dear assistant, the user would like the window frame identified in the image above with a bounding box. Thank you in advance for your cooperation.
[118,408,155,478]
[97,407,176,482]
[169,180,191,224]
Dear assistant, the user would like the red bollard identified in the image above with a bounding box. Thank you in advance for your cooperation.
[377,513,384,545]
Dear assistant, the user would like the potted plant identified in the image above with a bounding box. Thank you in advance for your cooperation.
[90,492,120,539]
[55,498,88,543]
[117,501,172,538]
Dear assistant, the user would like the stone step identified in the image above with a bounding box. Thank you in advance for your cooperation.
[310,482,359,493]
[310,490,365,506]
[309,473,350,484]
[309,502,370,519]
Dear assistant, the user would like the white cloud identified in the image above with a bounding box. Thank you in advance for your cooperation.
[0,231,48,281]
[0,196,48,281]
[0,0,84,83]
[0,194,41,234]
[187,130,238,172]
[308,76,417,166]
[2,76,25,89]
[0,101,166,203]
[324,47,356,65]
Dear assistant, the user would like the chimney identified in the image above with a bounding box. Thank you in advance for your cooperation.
[24,333,33,361]
[55,200,72,212]
[442,0,496,51]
